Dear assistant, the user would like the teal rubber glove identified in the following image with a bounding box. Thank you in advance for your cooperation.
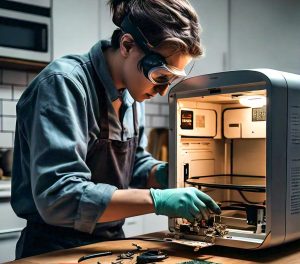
[154,163,168,189]
[150,187,221,222]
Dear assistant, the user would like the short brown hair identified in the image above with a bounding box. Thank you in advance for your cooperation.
[108,0,203,57]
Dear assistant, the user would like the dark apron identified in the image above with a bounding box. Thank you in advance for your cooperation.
[16,69,138,259]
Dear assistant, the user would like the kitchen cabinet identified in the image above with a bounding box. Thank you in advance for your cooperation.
[0,231,21,263]
[187,0,300,75]
[52,0,100,59]
[0,191,26,263]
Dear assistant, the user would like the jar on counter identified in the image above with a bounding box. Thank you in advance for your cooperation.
[0,149,13,177]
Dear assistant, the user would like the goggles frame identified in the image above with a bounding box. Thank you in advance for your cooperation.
[147,65,184,85]
[120,15,186,85]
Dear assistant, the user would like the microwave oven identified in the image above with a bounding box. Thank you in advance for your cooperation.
[168,69,300,249]
[0,0,52,63]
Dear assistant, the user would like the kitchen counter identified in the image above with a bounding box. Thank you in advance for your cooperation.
[0,179,11,198]
[5,232,300,264]
[0,179,26,263]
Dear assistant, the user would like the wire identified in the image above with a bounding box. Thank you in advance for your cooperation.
[238,190,259,204]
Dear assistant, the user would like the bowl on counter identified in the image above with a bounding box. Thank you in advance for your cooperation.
[0,149,13,179]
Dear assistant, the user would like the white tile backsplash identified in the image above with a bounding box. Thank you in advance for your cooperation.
[144,97,170,130]
[160,104,169,116]
[145,116,151,127]
[0,85,12,99]
[0,69,29,148]
[2,101,17,116]
[149,94,168,103]
[2,117,16,131]
[13,86,26,100]
[0,132,13,148]
[2,70,27,86]
[145,103,160,115]
[151,116,168,127]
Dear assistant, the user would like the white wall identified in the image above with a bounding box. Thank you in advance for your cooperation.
[229,0,300,74]
[99,0,116,40]
[189,0,229,76]
[52,0,100,59]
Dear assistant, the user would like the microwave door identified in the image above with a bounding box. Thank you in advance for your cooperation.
[0,8,52,62]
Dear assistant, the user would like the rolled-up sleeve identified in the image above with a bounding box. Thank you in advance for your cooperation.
[19,73,116,233]
[130,102,162,188]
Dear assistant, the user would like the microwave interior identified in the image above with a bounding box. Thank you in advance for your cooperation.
[172,88,267,248]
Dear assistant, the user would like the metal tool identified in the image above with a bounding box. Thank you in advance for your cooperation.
[77,251,112,263]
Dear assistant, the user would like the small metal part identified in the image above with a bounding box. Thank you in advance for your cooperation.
[205,222,228,238]
[136,250,168,264]
[116,252,134,260]
[214,214,221,224]
[116,243,143,260]
[132,243,142,251]
[176,213,228,242]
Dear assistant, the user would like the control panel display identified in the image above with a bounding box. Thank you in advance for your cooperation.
[181,110,193,129]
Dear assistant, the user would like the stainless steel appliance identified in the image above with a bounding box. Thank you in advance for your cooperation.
[0,0,52,62]
[168,69,300,249]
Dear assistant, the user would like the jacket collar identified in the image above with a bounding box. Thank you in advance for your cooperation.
[89,40,120,102]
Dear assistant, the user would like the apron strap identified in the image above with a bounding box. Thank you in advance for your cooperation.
[132,102,138,137]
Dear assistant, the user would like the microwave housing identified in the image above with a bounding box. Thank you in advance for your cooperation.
[168,69,300,249]
[0,0,52,62]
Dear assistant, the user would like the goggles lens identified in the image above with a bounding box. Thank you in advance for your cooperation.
[148,66,186,85]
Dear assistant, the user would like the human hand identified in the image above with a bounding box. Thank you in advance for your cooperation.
[154,163,168,189]
[150,187,221,222]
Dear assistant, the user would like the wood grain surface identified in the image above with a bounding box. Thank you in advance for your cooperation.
[6,232,300,264]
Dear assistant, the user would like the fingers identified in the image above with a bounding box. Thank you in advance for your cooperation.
[207,199,222,215]
[195,200,210,220]
[186,204,198,222]
[194,199,209,220]
[195,189,222,215]
[189,198,210,221]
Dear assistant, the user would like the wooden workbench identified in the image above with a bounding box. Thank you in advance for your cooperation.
[5,232,300,264]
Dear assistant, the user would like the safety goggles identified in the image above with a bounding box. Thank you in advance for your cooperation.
[121,15,187,85]
[146,59,186,85]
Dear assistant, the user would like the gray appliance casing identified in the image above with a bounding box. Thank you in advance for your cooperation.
[168,69,300,249]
